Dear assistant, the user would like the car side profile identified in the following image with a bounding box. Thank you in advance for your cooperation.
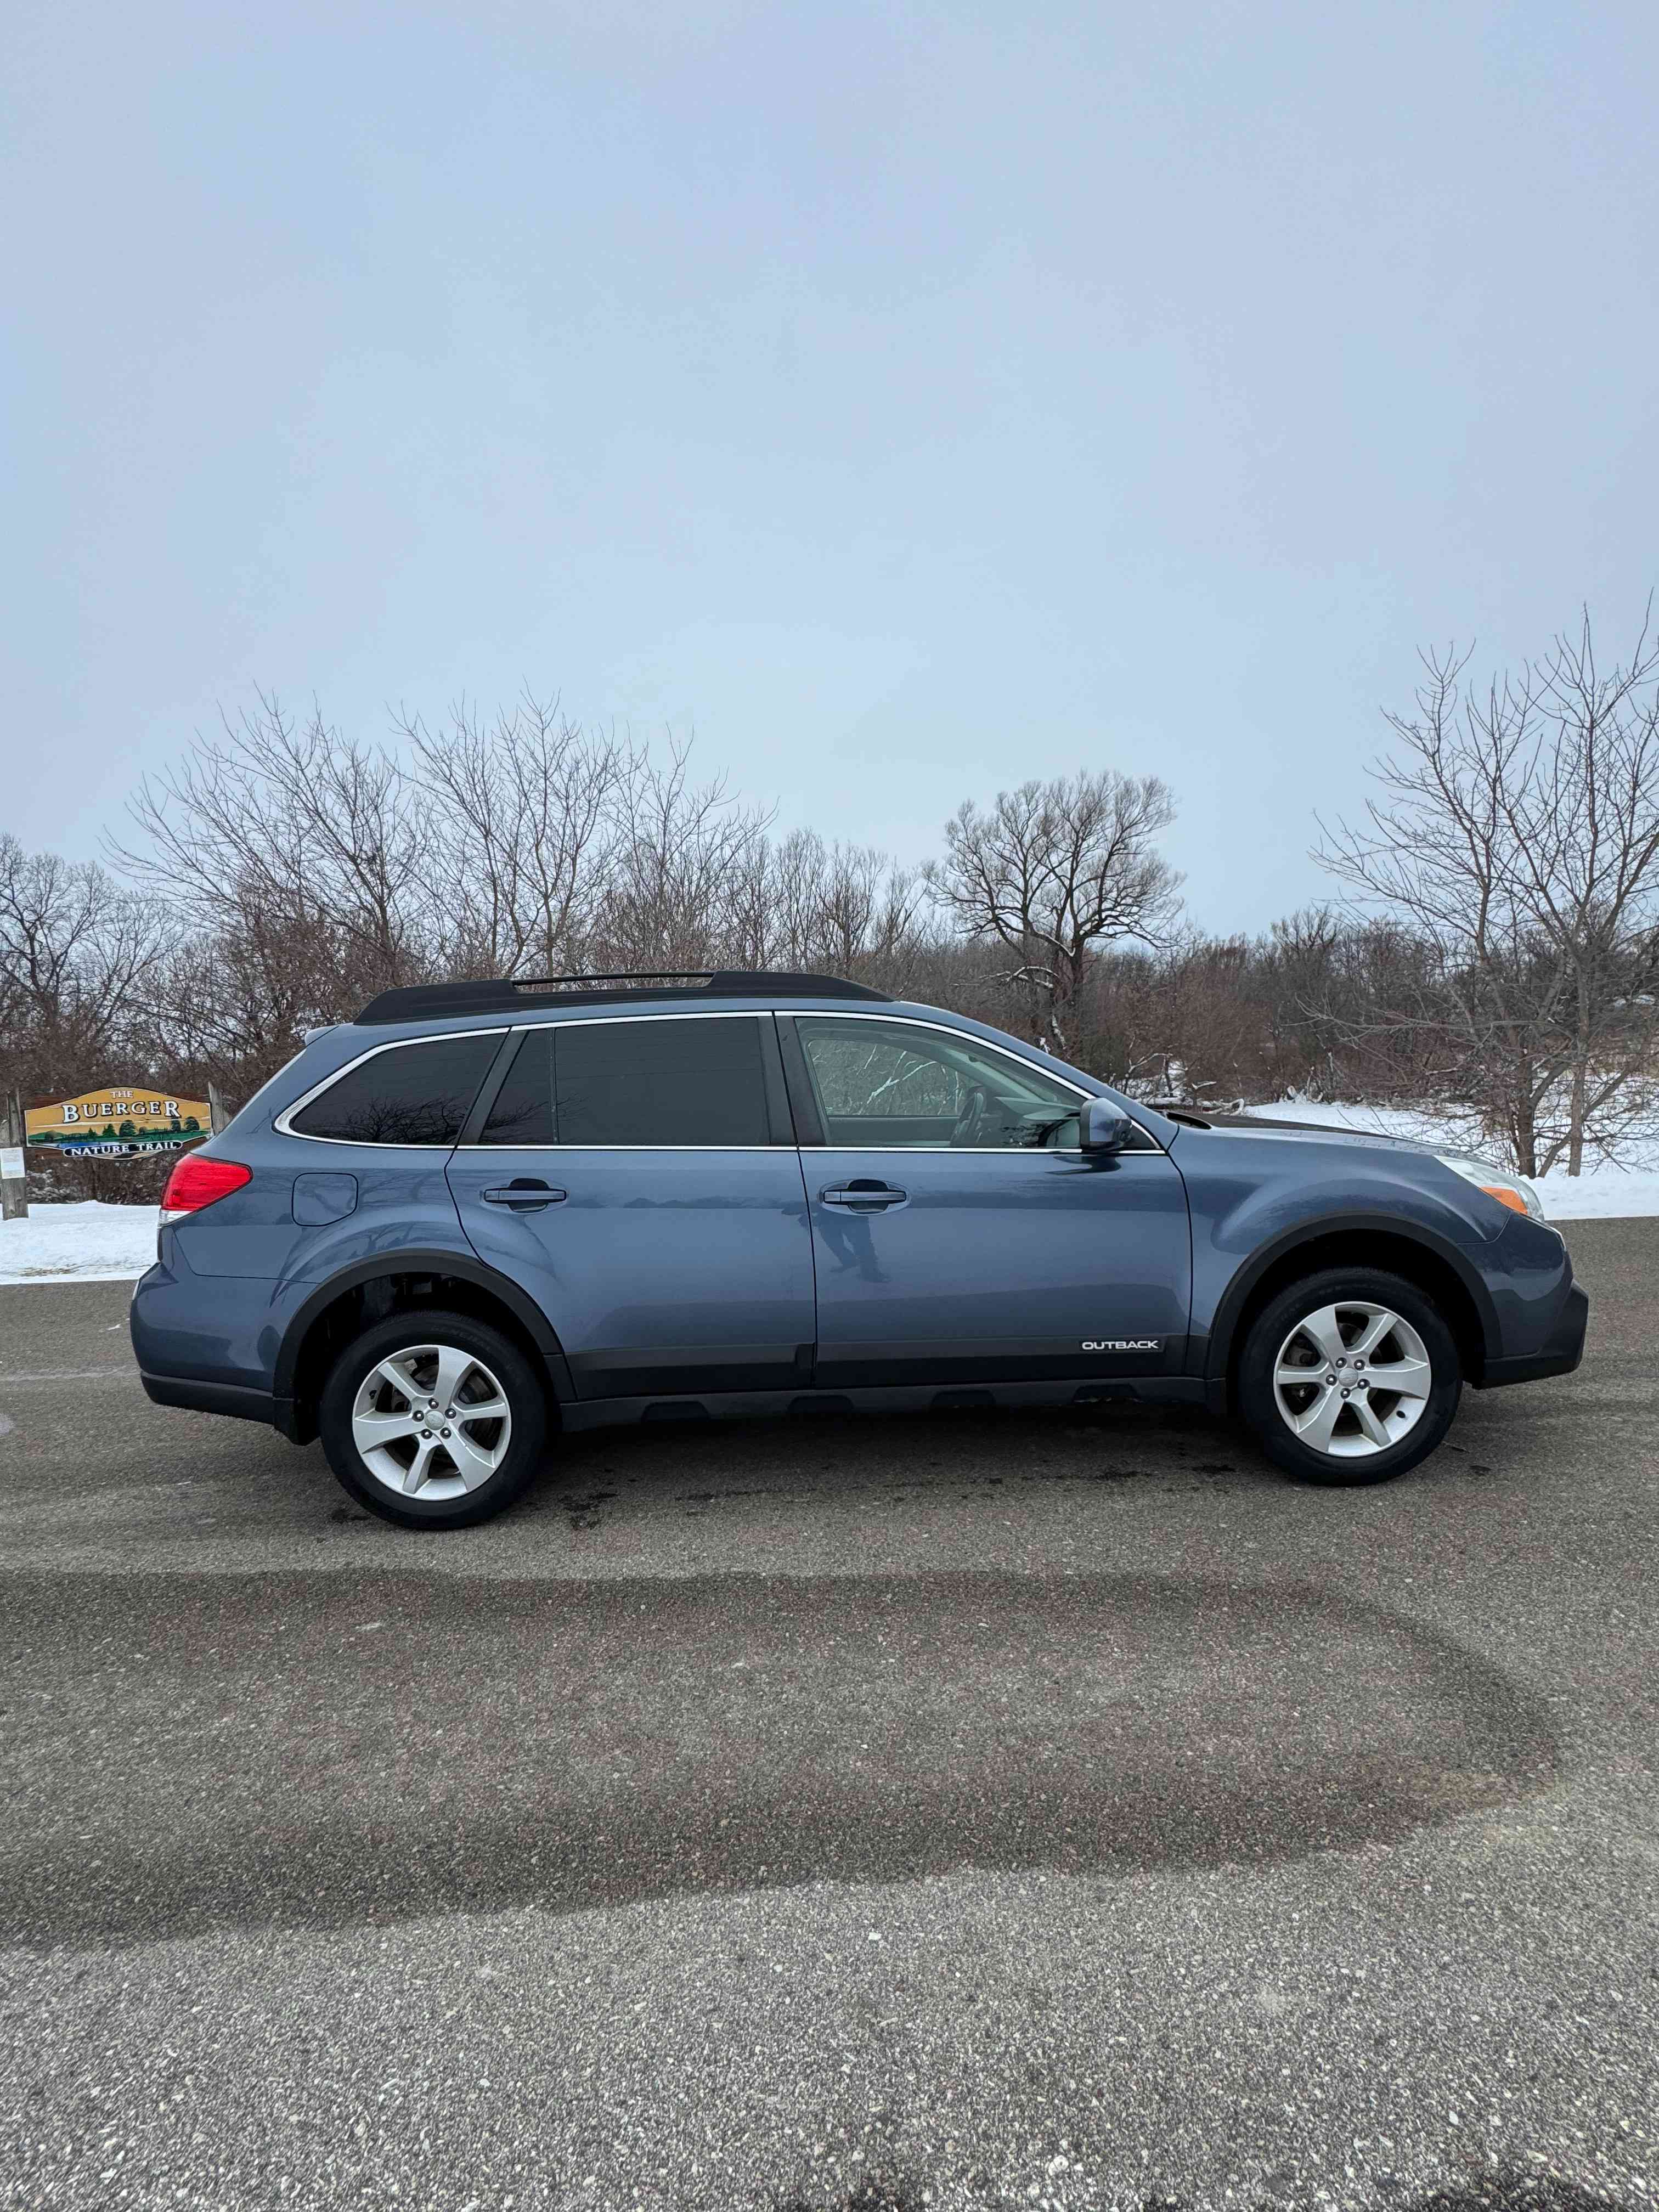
[131,970,1589,1529]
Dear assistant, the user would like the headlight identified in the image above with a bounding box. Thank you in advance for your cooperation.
[1436,1152,1545,1220]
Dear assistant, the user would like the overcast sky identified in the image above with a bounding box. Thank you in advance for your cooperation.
[5,1,1655,935]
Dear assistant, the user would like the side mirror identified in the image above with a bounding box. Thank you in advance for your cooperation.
[1081,1098,1134,1155]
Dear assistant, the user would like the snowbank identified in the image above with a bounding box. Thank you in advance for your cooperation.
[0,1201,160,1285]
[1238,1102,1659,1221]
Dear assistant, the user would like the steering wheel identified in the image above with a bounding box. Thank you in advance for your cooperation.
[951,1085,993,1146]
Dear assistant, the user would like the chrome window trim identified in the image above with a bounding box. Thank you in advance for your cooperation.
[510,1008,771,1029]
[454,1143,1157,1154]
[279,1009,778,1153]
[787,1008,1170,1155]
[273,1005,1169,1156]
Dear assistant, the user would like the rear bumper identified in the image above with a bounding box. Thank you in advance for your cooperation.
[139,1371,298,1435]
[1479,1281,1589,1387]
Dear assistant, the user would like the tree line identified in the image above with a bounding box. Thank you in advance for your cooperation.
[5,608,1659,1180]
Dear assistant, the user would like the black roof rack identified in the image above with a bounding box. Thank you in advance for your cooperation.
[354,969,892,1025]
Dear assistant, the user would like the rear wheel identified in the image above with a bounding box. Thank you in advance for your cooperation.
[317,1309,549,1528]
[1238,1267,1461,1485]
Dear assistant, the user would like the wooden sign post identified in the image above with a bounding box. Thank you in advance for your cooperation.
[1,1088,26,1222]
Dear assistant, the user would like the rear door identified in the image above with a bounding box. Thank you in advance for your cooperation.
[784,1013,1190,1387]
[446,1011,816,1400]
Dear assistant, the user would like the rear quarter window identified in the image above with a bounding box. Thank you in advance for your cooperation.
[287,1034,501,1145]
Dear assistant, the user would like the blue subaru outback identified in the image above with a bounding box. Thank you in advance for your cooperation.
[131,970,1588,1529]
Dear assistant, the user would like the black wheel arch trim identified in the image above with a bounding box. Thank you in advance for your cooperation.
[273,1248,576,1411]
[1199,1211,1501,1396]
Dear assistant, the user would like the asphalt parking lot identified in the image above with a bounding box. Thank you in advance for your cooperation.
[2,1222,1656,2212]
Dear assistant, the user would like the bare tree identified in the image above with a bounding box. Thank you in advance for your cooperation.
[111,692,426,991]
[590,736,774,972]
[0,836,171,1097]
[140,895,395,1099]
[1504,612,1659,1172]
[101,695,817,1084]
[812,838,927,984]
[1317,612,1659,1175]
[400,695,624,978]
[927,770,1183,1049]
[724,828,925,985]
[1316,647,1572,1172]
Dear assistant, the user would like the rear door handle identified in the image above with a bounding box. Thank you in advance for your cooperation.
[482,1180,567,1211]
[820,1184,908,1211]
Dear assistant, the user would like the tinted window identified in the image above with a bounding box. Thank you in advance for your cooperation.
[479,1029,556,1146]
[795,1017,1084,1149]
[290,1034,500,1146]
[479,1017,769,1147]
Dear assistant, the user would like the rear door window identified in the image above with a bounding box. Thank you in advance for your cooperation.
[289,1034,500,1145]
[479,1016,770,1147]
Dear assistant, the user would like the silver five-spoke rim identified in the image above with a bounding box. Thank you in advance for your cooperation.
[1272,1301,1433,1459]
[350,1342,513,1500]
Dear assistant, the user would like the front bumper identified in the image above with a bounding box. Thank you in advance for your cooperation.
[1480,1280,1589,1387]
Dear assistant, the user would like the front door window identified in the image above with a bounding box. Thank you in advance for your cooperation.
[794,1017,1085,1150]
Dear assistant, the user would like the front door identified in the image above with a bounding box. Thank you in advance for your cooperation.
[447,1011,815,1398]
[786,1013,1190,1387]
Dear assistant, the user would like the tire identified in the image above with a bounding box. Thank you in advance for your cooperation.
[1237,1267,1462,1486]
[317,1308,550,1529]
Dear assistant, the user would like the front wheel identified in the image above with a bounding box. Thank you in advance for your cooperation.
[1238,1268,1461,1486]
[318,1310,550,1528]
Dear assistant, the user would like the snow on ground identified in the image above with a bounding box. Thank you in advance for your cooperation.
[1,1108,1657,1286]
[0,1201,160,1285]
[1239,1100,1659,1220]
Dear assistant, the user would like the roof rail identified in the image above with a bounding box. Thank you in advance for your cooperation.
[353,969,892,1025]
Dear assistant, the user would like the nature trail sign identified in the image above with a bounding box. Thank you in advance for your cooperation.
[26,1086,210,1160]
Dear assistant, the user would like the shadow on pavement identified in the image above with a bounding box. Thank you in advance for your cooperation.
[4,1566,1558,1946]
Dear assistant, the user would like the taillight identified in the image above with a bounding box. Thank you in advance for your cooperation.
[159,1155,252,1224]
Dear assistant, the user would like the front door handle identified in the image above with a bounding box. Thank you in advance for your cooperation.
[482,1179,567,1211]
[820,1183,908,1212]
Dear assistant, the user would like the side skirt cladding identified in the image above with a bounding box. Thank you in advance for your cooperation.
[560,1375,1209,1432]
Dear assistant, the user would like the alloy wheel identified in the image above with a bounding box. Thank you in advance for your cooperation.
[349,1341,514,1500]
[1271,1301,1433,1459]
